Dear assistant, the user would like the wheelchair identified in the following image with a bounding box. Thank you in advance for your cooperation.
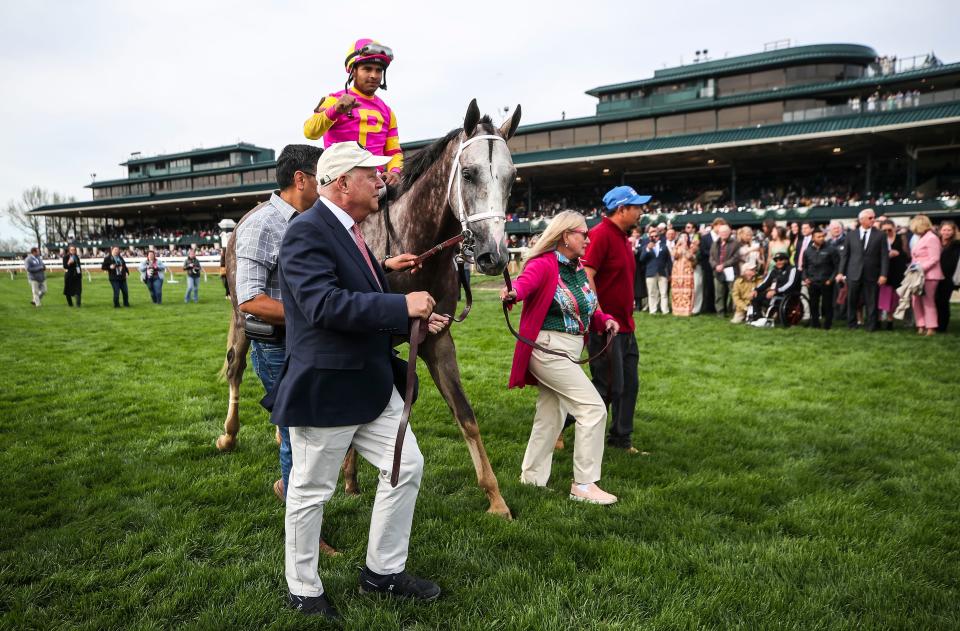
[765,292,809,328]
[749,292,809,328]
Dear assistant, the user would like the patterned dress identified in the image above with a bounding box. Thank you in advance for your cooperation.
[671,245,696,316]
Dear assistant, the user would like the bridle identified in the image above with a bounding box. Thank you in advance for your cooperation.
[444,133,509,265]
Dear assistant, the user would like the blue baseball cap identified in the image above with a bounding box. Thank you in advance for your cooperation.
[602,186,652,210]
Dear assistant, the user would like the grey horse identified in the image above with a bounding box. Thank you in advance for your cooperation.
[217,99,522,519]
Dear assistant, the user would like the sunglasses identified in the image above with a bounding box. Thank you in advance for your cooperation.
[566,228,588,236]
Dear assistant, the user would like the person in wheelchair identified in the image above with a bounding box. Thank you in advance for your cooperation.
[748,251,800,323]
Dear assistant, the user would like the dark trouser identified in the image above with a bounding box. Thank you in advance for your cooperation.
[833,283,847,321]
[700,262,716,313]
[847,278,878,330]
[808,282,833,329]
[713,276,731,315]
[935,280,955,332]
[588,331,639,448]
[110,278,129,307]
[146,277,163,304]
[66,294,82,307]
[250,341,292,495]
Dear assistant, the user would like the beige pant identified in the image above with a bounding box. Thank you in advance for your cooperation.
[522,331,607,485]
[646,275,670,314]
[285,387,423,597]
[29,280,46,305]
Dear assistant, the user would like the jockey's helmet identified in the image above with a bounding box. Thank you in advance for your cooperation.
[345,38,394,73]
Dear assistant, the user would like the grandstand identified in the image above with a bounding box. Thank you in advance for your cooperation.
[31,41,960,250]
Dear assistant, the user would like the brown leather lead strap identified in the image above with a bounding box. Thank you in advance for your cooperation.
[411,234,465,267]
[454,262,472,322]
[501,268,614,365]
[390,317,424,487]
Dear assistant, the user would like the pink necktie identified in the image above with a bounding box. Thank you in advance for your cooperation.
[351,223,382,291]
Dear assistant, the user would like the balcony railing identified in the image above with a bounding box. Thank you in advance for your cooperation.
[782,88,960,123]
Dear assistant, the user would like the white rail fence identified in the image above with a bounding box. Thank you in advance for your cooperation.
[0,256,223,283]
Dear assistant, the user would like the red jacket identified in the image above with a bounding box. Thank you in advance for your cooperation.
[507,253,613,389]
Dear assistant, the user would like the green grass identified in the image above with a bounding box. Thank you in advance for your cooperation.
[1,274,958,630]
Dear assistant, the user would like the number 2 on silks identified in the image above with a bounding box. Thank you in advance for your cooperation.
[357,109,384,147]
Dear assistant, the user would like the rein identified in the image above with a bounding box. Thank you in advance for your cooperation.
[391,317,424,487]
[501,268,615,365]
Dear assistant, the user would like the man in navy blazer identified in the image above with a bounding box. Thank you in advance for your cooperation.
[637,224,672,314]
[267,142,448,620]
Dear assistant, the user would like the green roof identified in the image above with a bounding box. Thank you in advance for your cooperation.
[31,182,275,215]
[120,142,273,166]
[512,102,960,165]
[586,43,878,95]
[89,160,277,188]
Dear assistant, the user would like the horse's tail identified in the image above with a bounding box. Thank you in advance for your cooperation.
[218,314,237,381]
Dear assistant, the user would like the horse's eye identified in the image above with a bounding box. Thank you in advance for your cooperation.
[462,168,473,182]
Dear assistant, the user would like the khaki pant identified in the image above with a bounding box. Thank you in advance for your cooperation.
[29,279,46,306]
[523,331,607,485]
[645,275,670,314]
[285,388,423,597]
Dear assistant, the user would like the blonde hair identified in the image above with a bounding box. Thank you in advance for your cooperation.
[522,210,587,267]
[909,214,933,235]
[737,226,753,242]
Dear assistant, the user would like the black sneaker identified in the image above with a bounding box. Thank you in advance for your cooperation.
[358,567,441,602]
[286,592,340,620]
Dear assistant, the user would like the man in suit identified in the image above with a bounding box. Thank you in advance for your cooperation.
[837,208,888,331]
[698,220,720,313]
[709,222,738,316]
[637,224,672,314]
[23,247,47,307]
[827,220,847,320]
[268,142,448,620]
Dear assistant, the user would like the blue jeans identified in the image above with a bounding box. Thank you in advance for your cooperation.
[110,278,129,307]
[146,277,163,304]
[250,340,291,496]
[184,275,200,302]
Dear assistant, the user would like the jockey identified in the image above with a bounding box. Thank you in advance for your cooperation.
[304,38,403,187]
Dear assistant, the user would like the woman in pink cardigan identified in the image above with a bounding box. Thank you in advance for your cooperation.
[909,214,944,336]
[501,211,620,505]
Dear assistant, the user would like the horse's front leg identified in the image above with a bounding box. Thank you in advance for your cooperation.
[341,447,360,495]
[216,318,249,451]
[421,331,512,519]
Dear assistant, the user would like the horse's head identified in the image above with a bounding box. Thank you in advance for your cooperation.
[447,99,522,275]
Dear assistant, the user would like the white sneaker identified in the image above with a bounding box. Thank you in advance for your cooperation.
[569,483,618,505]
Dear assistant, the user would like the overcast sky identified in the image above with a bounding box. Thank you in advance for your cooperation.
[2,0,958,243]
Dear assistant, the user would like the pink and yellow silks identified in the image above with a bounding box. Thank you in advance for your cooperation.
[303,87,403,174]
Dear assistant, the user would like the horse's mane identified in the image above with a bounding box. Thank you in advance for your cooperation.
[398,115,498,196]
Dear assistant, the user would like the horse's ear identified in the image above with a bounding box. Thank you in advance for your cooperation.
[500,104,522,140]
[464,98,480,136]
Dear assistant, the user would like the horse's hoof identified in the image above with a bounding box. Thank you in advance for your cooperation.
[215,434,236,451]
[343,484,361,496]
[487,505,513,521]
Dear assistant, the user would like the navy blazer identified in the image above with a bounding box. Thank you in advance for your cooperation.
[637,238,672,278]
[262,199,412,428]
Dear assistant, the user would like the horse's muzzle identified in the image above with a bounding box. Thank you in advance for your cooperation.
[475,251,507,275]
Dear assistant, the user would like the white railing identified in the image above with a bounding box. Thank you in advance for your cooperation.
[0,255,222,282]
